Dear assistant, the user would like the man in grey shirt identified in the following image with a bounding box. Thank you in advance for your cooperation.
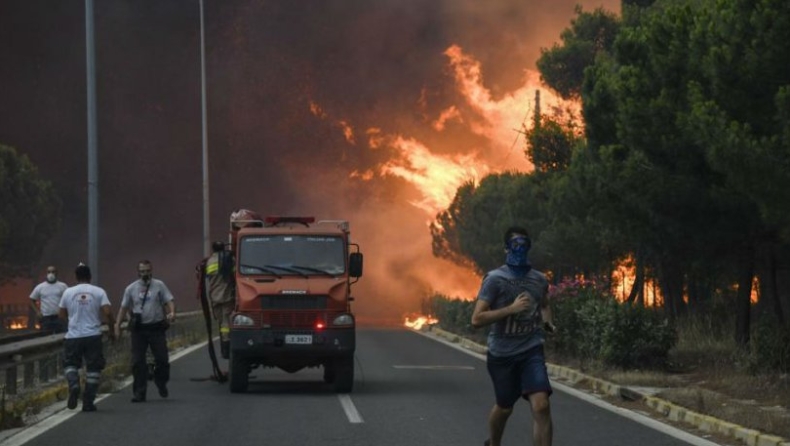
[471,226,556,446]
[114,260,176,403]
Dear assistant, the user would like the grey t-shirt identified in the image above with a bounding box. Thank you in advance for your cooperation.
[59,283,111,339]
[477,265,549,357]
[121,278,174,324]
[30,281,68,316]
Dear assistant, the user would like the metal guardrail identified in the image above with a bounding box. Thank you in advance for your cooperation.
[0,311,206,398]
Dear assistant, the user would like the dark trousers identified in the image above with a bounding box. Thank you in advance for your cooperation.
[40,315,65,334]
[130,325,169,397]
[63,335,105,405]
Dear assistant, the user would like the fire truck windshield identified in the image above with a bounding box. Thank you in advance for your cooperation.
[238,235,346,276]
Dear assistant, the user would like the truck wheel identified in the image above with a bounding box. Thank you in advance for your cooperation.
[323,363,336,383]
[229,351,249,393]
[332,355,354,393]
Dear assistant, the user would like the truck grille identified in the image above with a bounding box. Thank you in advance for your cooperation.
[263,311,325,328]
[259,295,327,310]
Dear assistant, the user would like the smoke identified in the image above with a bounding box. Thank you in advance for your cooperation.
[0,0,619,321]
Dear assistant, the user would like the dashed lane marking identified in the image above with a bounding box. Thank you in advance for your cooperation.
[338,394,364,424]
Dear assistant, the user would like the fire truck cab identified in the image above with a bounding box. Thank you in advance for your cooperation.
[226,215,363,393]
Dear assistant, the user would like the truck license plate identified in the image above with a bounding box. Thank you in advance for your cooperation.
[285,334,312,345]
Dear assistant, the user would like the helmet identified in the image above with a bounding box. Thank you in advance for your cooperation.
[212,241,225,252]
[230,208,263,229]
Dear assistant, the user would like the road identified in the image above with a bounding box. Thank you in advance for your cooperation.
[6,328,720,446]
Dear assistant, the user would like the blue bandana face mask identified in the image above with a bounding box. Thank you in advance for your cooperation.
[506,236,530,267]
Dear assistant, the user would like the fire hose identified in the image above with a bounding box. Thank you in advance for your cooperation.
[194,258,228,383]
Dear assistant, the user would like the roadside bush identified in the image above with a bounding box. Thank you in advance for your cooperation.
[549,277,677,370]
[600,302,677,369]
[428,278,677,370]
[749,316,790,373]
[428,294,473,332]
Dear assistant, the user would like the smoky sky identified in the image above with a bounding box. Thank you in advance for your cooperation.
[0,0,619,321]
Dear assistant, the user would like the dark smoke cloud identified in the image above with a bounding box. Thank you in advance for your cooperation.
[0,0,619,321]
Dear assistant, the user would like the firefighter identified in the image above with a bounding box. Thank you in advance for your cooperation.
[205,241,235,358]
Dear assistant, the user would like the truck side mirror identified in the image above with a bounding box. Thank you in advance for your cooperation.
[349,252,363,278]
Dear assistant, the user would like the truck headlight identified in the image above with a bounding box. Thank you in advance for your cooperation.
[232,314,255,326]
[332,314,354,326]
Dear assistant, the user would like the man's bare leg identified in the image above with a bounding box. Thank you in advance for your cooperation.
[529,392,553,446]
[487,404,513,446]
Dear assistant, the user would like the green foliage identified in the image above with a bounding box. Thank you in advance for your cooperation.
[431,173,549,274]
[426,294,484,343]
[536,6,621,99]
[550,278,677,369]
[601,300,677,368]
[749,316,790,373]
[0,144,62,282]
[525,112,581,173]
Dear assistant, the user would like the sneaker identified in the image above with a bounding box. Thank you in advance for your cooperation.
[67,386,80,410]
[130,395,146,403]
[157,383,168,398]
[82,403,97,412]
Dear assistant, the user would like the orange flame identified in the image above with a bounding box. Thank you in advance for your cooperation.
[8,320,27,330]
[404,315,439,330]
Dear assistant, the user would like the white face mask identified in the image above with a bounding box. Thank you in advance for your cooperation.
[46,273,56,283]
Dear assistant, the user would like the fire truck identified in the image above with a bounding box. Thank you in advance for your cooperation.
[224,214,363,393]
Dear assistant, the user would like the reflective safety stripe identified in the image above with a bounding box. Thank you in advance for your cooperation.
[206,262,218,275]
[64,366,79,375]
[86,371,101,383]
[219,327,230,333]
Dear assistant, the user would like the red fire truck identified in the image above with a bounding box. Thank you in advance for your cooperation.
[225,214,363,393]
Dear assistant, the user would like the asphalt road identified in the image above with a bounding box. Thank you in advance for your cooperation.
[6,328,720,446]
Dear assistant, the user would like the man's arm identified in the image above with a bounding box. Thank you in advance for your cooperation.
[540,284,556,333]
[58,307,68,320]
[115,306,129,326]
[471,294,529,329]
[29,300,42,318]
[114,295,129,339]
[165,300,176,322]
[29,286,42,318]
[102,304,116,339]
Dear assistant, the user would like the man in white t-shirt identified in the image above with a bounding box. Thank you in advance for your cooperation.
[30,265,68,334]
[58,263,115,412]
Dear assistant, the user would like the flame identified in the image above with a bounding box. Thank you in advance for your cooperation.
[612,258,659,306]
[443,45,581,162]
[312,45,582,306]
[404,315,439,330]
[8,320,27,330]
[613,259,759,306]
[319,45,583,219]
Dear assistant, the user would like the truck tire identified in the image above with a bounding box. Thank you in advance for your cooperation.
[332,355,354,393]
[229,351,249,393]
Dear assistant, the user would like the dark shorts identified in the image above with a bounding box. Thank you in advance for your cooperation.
[487,344,552,408]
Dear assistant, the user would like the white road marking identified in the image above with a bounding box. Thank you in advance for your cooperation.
[392,365,475,370]
[408,329,723,446]
[1,341,209,446]
[337,394,364,423]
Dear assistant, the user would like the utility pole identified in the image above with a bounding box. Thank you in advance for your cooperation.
[200,0,210,257]
[86,0,99,283]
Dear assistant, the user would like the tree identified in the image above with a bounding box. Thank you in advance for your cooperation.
[684,0,790,328]
[0,144,62,282]
[536,6,620,100]
[431,173,550,275]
